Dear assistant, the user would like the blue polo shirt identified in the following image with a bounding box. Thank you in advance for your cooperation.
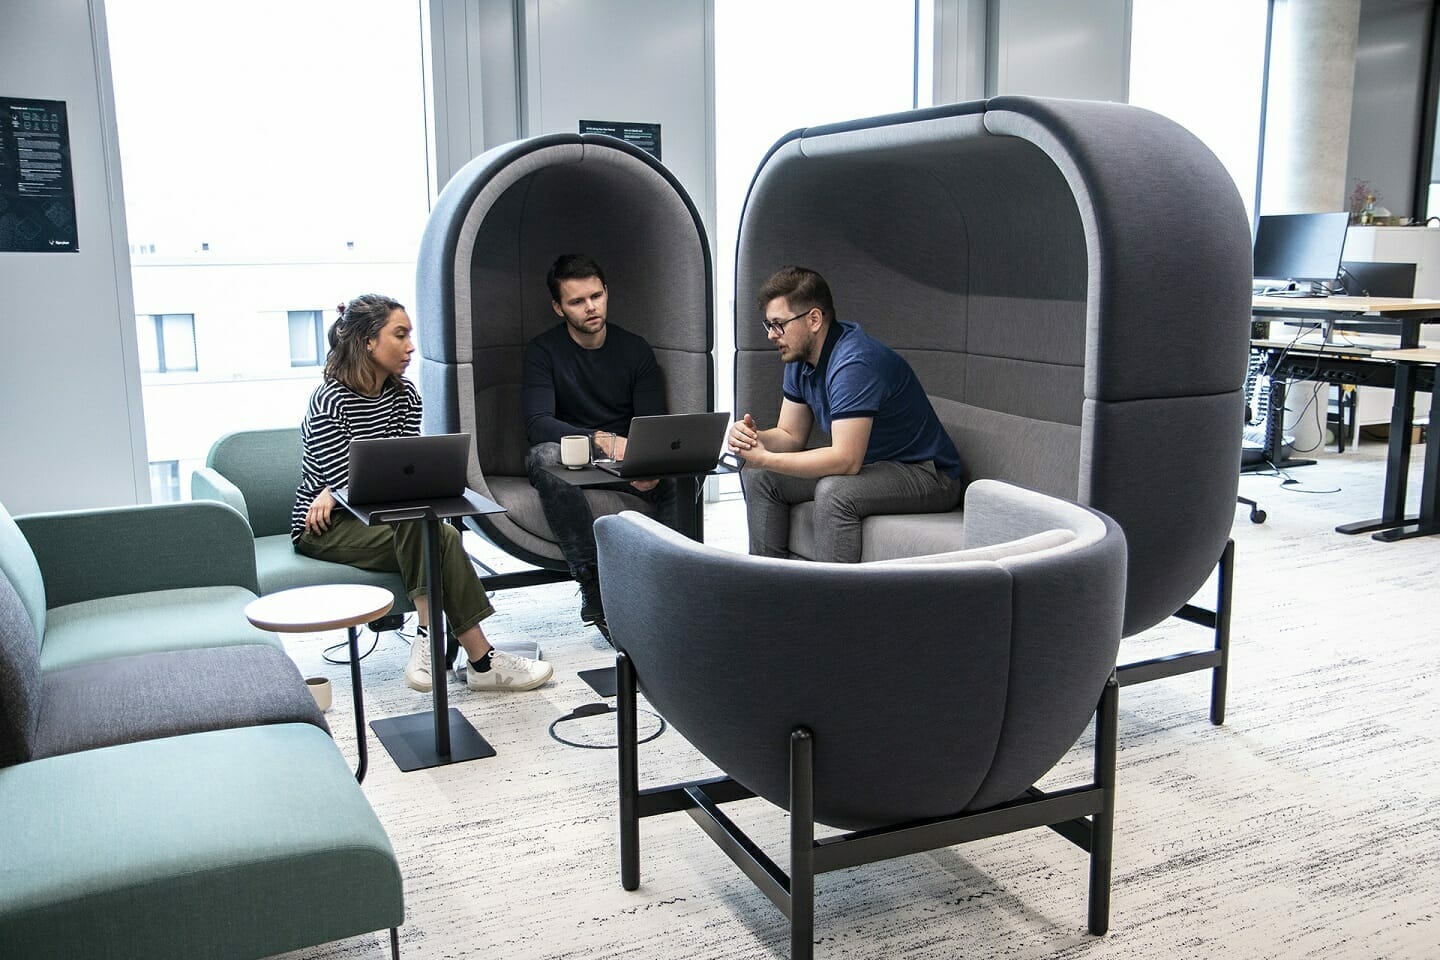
[782,321,963,480]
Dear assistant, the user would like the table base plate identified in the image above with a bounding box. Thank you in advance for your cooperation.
[578,667,618,698]
[371,708,496,771]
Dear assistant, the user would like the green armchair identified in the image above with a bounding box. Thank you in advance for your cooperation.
[191,428,412,615]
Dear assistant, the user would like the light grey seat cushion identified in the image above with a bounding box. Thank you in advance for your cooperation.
[34,644,327,760]
[39,586,277,673]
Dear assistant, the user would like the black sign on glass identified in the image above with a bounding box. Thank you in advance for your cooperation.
[579,120,661,162]
[0,97,80,253]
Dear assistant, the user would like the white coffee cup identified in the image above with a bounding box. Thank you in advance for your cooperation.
[305,676,333,712]
[560,434,591,469]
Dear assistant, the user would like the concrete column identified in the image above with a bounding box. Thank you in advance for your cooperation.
[1261,0,1362,213]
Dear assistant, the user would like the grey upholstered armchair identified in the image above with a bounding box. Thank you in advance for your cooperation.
[595,479,1128,959]
[415,133,715,582]
[733,96,1252,722]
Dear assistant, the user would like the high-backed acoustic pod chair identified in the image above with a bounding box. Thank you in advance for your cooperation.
[733,96,1252,723]
[596,480,1127,959]
[417,134,714,588]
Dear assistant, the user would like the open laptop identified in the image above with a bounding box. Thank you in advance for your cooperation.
[334,433,470,505]
[594,412,731,479]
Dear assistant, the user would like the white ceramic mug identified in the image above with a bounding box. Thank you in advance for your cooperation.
[305,676,333,712]
[560,434,591,469]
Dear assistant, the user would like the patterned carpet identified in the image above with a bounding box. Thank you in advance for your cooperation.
[276,443,1440,960]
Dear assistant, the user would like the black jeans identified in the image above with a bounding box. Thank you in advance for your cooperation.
[525,442,682,578]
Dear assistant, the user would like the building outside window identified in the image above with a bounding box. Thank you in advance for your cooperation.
[106,0,427,502]
[288,310,327,367]
[136,313,198,373]
[148,460,181,503]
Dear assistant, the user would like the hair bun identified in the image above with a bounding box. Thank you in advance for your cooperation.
[335,302,347,318]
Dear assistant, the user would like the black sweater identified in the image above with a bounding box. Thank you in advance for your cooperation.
[521,322,666,445]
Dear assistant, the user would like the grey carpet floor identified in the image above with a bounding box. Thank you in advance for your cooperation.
[276,443,1439,959]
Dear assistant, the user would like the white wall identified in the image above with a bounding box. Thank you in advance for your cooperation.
[0,0,147,513]
[987,0,1130,100]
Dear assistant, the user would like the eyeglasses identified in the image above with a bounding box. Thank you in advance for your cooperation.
[760,309,812,336]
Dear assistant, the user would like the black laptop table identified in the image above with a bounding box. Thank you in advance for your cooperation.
[332,486,507,772]
[544,460,739,696]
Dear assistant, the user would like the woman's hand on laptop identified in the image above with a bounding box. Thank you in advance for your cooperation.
[305,486,336,535]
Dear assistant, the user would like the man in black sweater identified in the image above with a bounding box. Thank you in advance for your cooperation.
[522,254,680,636]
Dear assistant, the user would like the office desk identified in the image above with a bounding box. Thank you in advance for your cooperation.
[1250,296,1440,540]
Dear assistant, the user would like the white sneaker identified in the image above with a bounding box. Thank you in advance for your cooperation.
[404,629,432,693]
[466,650,553,692]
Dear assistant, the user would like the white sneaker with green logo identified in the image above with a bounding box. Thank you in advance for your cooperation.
[466,650,553,691]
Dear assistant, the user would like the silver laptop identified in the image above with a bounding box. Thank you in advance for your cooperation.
[338,433,469,505]
[594,412,730,479]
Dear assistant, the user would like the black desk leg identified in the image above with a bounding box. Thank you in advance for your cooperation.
[347,625,368,783]
[1337,361,1420,535]
[1372,371,1440,542]
[424,515,449,757]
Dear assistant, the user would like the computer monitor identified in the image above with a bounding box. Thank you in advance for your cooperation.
[1252,212,1350,291]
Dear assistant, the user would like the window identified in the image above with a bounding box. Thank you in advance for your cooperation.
[1128,1,1269,222]
[288,310,326,367]
[148,460,180,503]
[106,0,427,475]
[136,313,197,373]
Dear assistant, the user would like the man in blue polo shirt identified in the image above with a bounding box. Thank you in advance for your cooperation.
[728,265,962,562]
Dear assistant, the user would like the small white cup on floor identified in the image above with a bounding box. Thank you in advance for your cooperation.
[560,434,591,469]
[305,676,333,712]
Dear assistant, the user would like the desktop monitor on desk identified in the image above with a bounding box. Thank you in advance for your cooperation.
[1252,211,1350,296]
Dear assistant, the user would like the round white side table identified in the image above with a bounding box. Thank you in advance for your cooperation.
[245,584,394,783]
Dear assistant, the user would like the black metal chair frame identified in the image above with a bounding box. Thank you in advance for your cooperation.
[616,652,1120,960]
[1118,538,1234,725]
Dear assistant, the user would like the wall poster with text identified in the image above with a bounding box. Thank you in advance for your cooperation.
[0,97,79,253]
[579,120,661,162]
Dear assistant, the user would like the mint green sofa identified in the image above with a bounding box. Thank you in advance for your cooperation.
[0,499,406,957]
[0,499,276,671]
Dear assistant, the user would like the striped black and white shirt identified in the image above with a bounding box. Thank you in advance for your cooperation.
[291,377,422,541]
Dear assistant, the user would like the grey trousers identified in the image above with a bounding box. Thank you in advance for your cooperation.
[744,460,961,563]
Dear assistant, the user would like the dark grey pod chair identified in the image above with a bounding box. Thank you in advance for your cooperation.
[733,96,1251,721]
[596,479,1127,959]
[417,134,714,578]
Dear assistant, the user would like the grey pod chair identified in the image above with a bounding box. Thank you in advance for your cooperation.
[733,96,1252,722]
[416,134,714,582]
[596,480,1128,960]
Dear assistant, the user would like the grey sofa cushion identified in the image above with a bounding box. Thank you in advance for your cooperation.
[35,644,327,760]
[0,571,41,767]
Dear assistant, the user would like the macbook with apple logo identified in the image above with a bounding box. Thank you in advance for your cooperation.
[593,412,731,479]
